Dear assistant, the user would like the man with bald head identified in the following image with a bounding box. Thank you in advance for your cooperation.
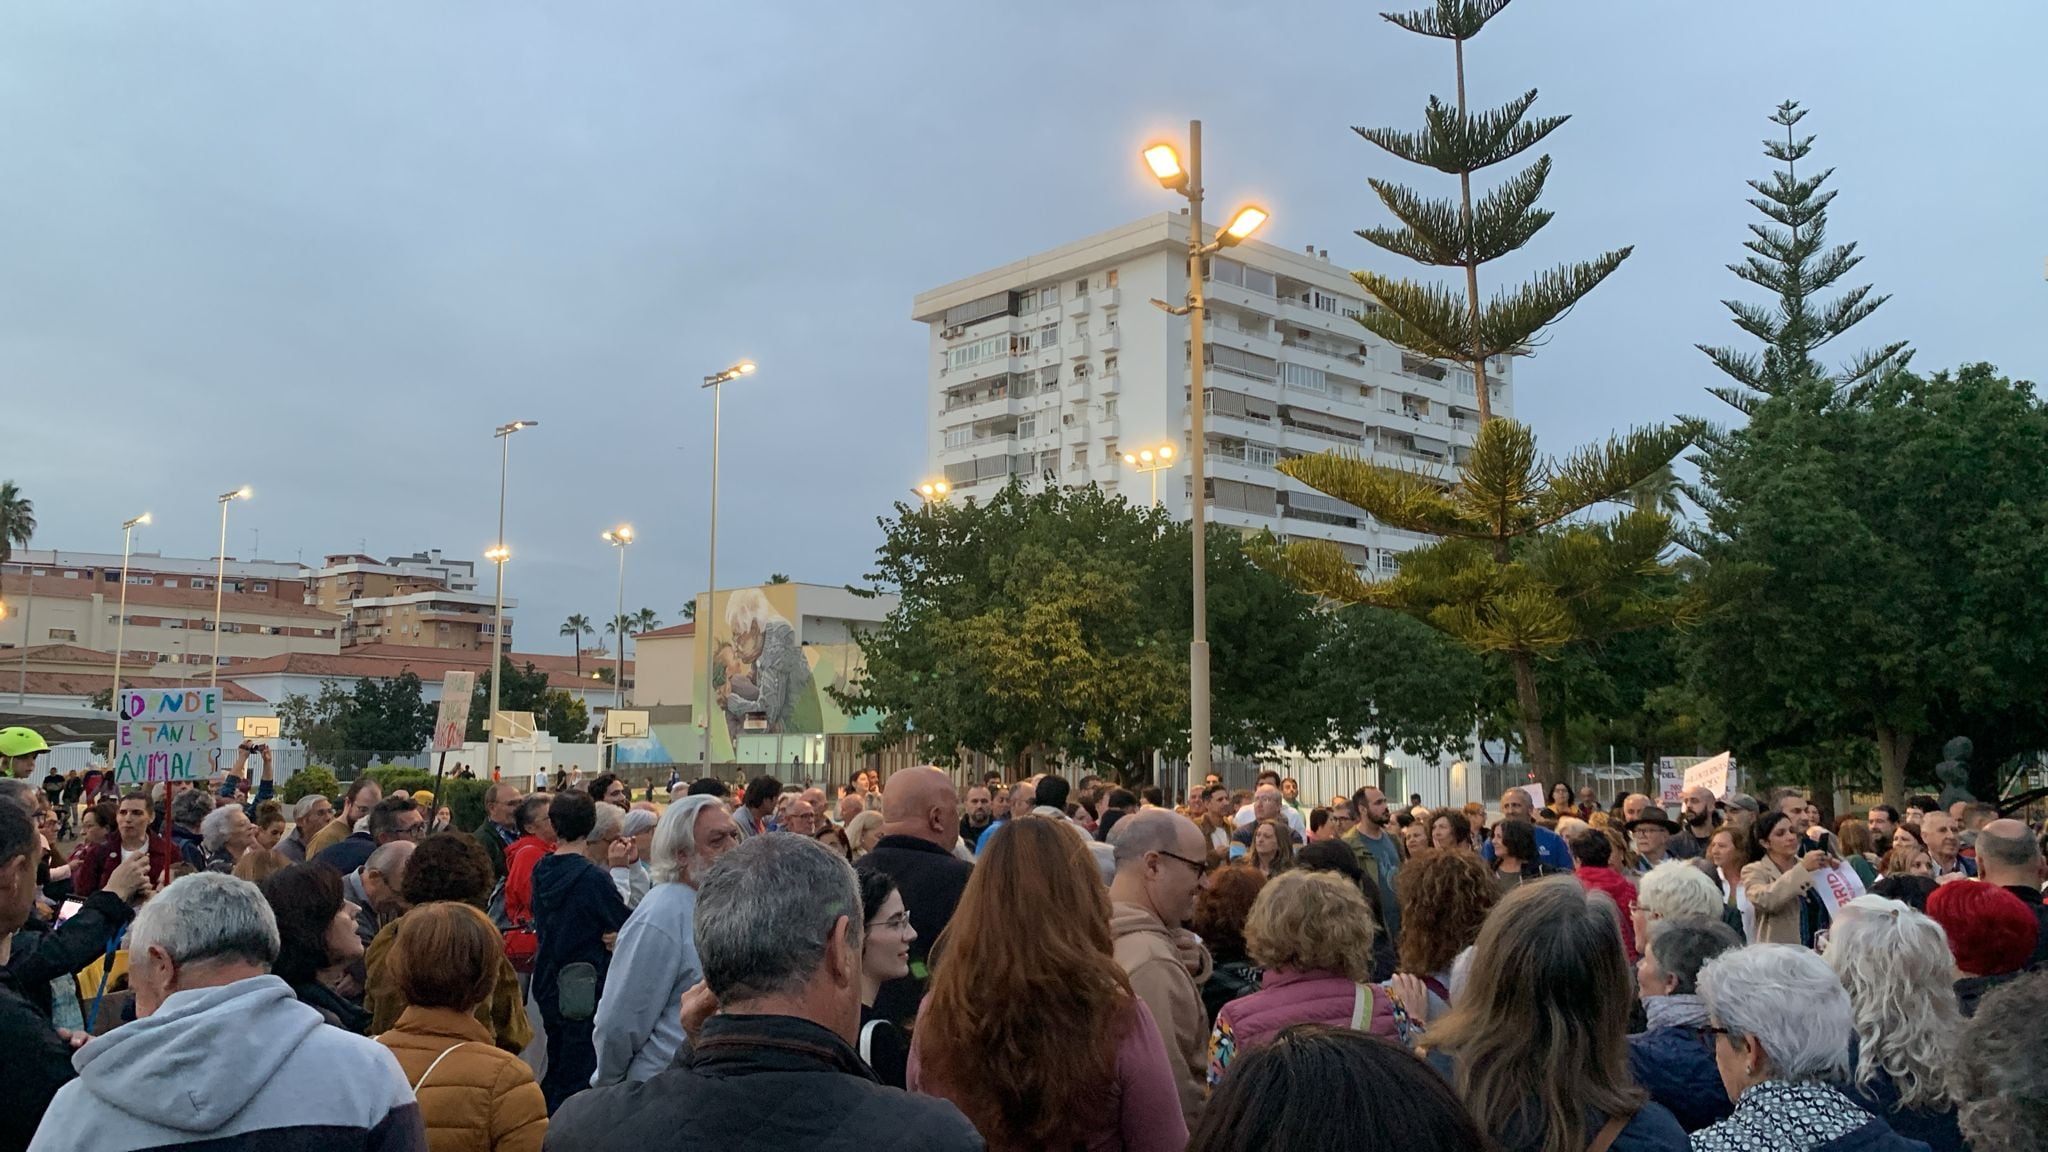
[1974,818,2048,968]
[861,765,974,1027]
[1107,808,1213,1129]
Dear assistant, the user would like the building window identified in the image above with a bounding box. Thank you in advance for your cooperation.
[1283,362,1329,394]
[1102,397,1118,419]
[1104,353,1118,375]
[1102,308,1118,332]
[1378,550,1400,574]
[944,426,973,449]
[191,578,207,590]
[63,570,78,579]
[1017,415,1037,439]
[47,628,76,642]
[129,575,153,585]
[1106,269,1118,287]
[1074,278,1089,296]
[1103,437,1118,460]
[253,582,268,592]
[1072,446,1089,469]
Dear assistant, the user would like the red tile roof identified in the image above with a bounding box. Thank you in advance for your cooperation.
[14,644,117,666]
[634,622,695,640]
[17,671,266,703]
[227,647,626,691]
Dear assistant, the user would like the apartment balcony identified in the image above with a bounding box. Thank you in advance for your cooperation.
[937,433,1019,462]
[1066,293,1092,318]
[1203,279,1277,317]
[1068,334,1091,359]
[1097,329,1120,352]
[941,391,1028,422]
[1277,296,1370,340]
[1096,372,1120,395]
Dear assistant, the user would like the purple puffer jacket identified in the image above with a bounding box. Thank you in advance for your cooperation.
[1207,969,1396,1089]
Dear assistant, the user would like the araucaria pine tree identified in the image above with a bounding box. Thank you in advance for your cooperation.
[1273,0,1687,781]
[1351,0,1631,423]
[1696,100,1910,412]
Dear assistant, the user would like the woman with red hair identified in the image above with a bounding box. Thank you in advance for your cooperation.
[1926,881,2040,1017]
[909,816,1185,1151]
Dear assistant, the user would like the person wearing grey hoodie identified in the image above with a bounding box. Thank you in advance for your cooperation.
[28,873,424,1152]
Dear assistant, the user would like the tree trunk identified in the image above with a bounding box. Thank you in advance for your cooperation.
[1639,744,1662,799]
[1811,760,1838,830]
[1874,725,1912,809]
[1547,727,1567,791]
[1510,652,1550,782]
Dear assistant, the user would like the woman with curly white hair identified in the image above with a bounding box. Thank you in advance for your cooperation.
[1822,895,1966,1152]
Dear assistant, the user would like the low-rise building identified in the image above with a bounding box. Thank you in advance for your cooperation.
[0,581,343,670]
[307,551,510,651]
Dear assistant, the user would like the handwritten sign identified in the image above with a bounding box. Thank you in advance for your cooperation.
[432,672,476,753]
[1521,784,1545,813]
[1814,860,1867,919]
[1684,752,1733,799]
[114,687,223,785]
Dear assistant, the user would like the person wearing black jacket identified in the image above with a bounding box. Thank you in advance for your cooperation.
[0,798,84,1152]
[531,792,631,1113]
[858,768,973,1027]
[6,864,144,1023]
[547,833,980,1152]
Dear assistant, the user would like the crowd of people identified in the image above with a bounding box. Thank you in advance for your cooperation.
[0,724,2043,1152]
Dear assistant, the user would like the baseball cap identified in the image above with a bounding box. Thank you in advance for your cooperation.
[1720,792,1761,814]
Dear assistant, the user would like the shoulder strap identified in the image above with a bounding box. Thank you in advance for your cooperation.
[410,1042,470,1094]
[858,1019,882,1066]
[1586,1111,1631,1152]
[1351,982,1372,1030]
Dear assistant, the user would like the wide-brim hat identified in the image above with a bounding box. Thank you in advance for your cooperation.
[1626,811,1682,834]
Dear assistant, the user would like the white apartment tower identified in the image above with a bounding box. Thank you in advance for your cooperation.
[914,213,1512,575]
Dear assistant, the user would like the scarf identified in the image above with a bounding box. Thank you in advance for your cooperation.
[1642,993,1708,1032]
[1692,1080,1871,1152]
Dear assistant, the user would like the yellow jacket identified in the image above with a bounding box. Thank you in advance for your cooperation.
[364,912,533,1053]
[377,1007,546,1152]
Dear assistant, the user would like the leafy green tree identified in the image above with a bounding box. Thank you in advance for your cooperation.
[1314,605,1495,766]
[1351,0,1630,423]
[341,671,435,763]
[560,614,594,676]
[466,659,552,741]
[279,764,339,805]
[278,681,353,767]
[539,689,591,744]
[1691,364,2048,804]
[1694,101,1909,415]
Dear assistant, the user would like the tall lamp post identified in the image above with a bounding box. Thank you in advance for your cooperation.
[1143,122,1268,785]
[700,360,756,775]
[1119,442,1178,506]
[602,525,634,714]
[209,486,251,689]
[486,419,538,781]
[109,512,152,724]
[913,480,952,504]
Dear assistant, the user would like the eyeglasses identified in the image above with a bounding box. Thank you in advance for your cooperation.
[1156,849,1210,878]
[868,912,913,933]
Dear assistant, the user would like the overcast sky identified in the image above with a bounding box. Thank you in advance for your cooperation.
[5,1,2044,650]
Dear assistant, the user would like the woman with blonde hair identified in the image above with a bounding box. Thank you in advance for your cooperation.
[909,816,1185,1151]
[1207,871,1429,1088]
[1424,878,1687,1152]
[842,809,885,858]
[1824,895,1967,1151]
[376,902,547,1151]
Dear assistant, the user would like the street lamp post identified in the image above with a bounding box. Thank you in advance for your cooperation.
[486,420,538,781]
[913,480,952,504]
[1119,442,1178,507]
[700,360,756,775]
[109,513,152,725]
[1143,121,1269,786]
[602,526,634,714]
[210,486,251,689]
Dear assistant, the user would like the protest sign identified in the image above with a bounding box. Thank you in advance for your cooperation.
[1684,752,1733,799]
[1814,860,1867,919]
[114,687,223,785]
[1521,783,1545,812]
[432,672,476,753]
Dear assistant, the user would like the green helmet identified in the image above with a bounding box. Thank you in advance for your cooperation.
[0,727,50,759]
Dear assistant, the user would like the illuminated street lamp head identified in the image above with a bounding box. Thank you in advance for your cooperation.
[219,485,252,504]
[1122,453,1138,466]
[124,513,151,530]
[1158,444,1175,460]
[1221,205,1269,245]
[495,419,540,437]
[1143,143,1186,190]
[915,480,952,501]
[485,545,511,564]
[704,361,758,387]
[1139,450,1155,463]
[603,525,635,545]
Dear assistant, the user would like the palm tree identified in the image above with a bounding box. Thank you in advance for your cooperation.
[0,481,34,625]
[560,614,594,676]
[681,601,697,623]
[766,573,791,585]
[0,481,34,565]
[632,608,661,634]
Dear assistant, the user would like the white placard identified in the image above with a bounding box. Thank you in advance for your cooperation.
[1813,861,1867,919]
[1684,752,1733,799]
[114,687,223,785]
[1521,783,1545,812]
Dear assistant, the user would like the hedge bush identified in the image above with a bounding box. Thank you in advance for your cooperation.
[361,764,490,831]
[280,765,340,805]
